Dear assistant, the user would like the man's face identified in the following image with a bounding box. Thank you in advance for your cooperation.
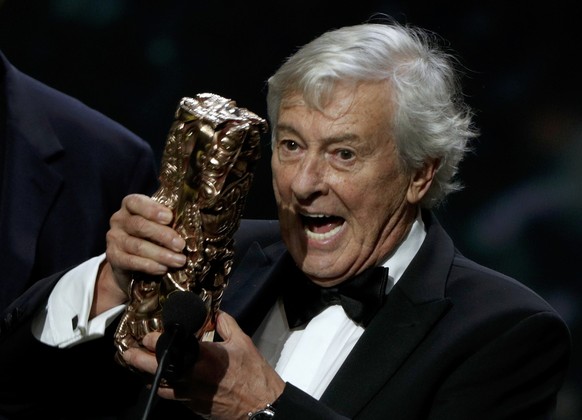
[272,81,418,286]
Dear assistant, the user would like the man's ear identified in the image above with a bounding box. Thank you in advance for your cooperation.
[406,159,439,204]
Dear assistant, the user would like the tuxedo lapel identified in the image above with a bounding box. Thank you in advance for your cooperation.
[321,212,455,416]
[221,240,288,335]
[321,289,450,415]
[0,57,64,307]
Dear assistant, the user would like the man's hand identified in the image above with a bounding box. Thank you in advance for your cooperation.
[91,194,187,317]
[122,311,286,420]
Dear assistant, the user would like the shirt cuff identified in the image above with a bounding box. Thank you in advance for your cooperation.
[31,254,126,348]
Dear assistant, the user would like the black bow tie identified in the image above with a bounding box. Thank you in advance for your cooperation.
[282,266,389,328]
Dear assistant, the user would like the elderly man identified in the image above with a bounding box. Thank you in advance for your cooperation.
[0,20,570,420]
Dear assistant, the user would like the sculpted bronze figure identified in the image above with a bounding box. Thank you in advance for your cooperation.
[113,93,267,367]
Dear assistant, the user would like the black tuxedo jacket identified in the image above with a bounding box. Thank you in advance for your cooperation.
[0,51,159,312]
[0,214,571,419]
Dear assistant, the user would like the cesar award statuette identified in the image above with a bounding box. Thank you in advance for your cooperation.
[113,93,267,368]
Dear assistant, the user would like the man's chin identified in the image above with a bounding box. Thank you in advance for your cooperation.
[297,255,352,285]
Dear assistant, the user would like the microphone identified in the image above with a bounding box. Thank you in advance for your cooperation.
[156,291,208,382]
[141,291,208,420]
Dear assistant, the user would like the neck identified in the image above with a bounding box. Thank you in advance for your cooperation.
[371,204,419,269]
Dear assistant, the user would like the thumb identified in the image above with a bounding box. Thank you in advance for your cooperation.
[215,311,243,343]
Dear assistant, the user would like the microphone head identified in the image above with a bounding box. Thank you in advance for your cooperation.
[155,291,208,382]
[162,291,208,338]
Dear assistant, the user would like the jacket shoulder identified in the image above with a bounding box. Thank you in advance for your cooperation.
[235,219,281,250]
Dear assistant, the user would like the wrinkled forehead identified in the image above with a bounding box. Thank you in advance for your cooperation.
[280,80,393,116]
[282,81,394,120]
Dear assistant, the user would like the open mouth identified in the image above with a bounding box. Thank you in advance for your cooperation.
[300,213,345,240]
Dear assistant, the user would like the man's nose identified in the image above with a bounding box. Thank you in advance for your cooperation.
[290,154,328,200]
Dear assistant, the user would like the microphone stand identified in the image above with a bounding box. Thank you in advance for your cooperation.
[141,329,178,420]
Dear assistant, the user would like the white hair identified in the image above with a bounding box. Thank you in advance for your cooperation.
[267,21,478,208]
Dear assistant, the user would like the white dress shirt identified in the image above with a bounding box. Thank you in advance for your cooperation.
[32,215,426,399]
[31,255,123,347]
[253,215,426,398]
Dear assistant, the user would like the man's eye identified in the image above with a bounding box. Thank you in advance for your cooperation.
[337,149,354,160]
[282,140,299,151]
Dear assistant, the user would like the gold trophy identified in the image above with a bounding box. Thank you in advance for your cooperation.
[113,93,267,367]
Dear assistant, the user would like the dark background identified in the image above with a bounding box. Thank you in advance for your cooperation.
[1,1,580,418]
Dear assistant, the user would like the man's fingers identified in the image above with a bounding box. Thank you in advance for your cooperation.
[114,194,185,252]
[142,332,162,351]
[121,194,173,225]
[106,194,186,276]
[107,229,185,268]
[109,210,185,253]
[215,311,243,342]
[122,347,159,375]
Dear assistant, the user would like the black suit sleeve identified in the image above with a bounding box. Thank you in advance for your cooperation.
[0,270,65,342]
[275,383,350,420]
[0,286,148,418]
